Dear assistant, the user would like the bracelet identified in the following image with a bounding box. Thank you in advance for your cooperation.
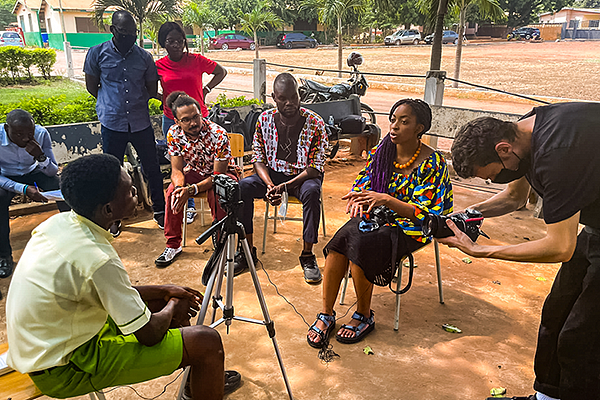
[23,185,29,195]
[193,184,199,195]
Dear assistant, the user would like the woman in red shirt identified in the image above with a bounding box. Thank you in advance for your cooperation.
[156,22,227,222]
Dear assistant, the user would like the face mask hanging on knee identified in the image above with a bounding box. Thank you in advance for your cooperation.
[278,184,288,221]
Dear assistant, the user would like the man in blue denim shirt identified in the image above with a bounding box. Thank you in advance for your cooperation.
[0,109,70,278]
[84,10,165,234]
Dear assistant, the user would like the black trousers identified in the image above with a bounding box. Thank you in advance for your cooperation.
[0,172,70,258]
[533,226,600,399]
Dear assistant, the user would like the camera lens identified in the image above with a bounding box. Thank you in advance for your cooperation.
[422,213,436,236]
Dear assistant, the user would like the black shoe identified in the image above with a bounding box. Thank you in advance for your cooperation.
[300,253,322,283]
[153,212,165,229]
[181,370,242,399]
[155,247,182,268]
[232,246,258,276]
[0,257,14,279]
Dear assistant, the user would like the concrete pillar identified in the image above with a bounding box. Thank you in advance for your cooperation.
[253,59,266,104]
[64,41,74,79]
[423,70,446,149]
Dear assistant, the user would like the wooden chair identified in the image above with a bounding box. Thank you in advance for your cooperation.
[182,133,245,247]
[339,240,444,331]
[262,191,327,254]
[0,343,105,400]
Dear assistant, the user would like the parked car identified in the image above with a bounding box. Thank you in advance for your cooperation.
[507,27,541,40]
[384,29,421,45]
[276,33,318,49]
[424,30,460,45]
[209,34,255,50]
[0,31,24,47]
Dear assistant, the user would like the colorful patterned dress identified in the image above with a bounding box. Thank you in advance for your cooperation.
[324,145,454,286]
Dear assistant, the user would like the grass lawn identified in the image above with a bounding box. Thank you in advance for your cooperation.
[0,77,87,104]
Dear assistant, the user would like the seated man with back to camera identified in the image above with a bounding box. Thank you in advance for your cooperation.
[234,73,328,283]
[0,109,70,279]
[155,91,239,268]
[6,153,240,400]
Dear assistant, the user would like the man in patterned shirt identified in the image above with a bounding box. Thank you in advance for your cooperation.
[235,73,328,283]
[155,92,238,267]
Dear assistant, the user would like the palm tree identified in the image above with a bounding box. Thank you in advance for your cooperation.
[450,0,503,86]
[239,1,283,59]
[143,14,170,54]
[182,0,223,55]
[302,0,364,77]
[93,0,179,47]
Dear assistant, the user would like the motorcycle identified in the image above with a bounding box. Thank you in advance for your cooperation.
[298,52,376,126]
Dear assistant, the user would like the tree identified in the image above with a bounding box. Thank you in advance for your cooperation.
[239,1,283,59]
[302,0,364,77]
[0,0,17,30]
[182,0,223,54]
[450,0,503,87]
[143,13,170,54]
[93,0,179,47]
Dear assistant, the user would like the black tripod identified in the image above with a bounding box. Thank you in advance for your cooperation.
[176,201,294,400]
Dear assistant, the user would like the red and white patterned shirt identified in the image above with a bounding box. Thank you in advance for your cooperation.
[251,107,328,175]
[167,119,234,176]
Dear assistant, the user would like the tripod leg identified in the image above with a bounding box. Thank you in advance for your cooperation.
[223,233,237,332]
[210,249,227,325]
[239,238,294,400]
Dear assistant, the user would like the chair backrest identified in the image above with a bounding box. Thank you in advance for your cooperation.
[227,133,244,157]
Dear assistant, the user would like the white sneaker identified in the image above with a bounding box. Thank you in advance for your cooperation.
[186,208,196,224]
[155,247,182,268]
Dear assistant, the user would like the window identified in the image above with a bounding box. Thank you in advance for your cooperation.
[569,19,578,28]
[3,32,20,38]
[27,14,33,32]
[75,17,100,33]
[590,20,599,28]
[19,15,25,31]
[46,18,52,33]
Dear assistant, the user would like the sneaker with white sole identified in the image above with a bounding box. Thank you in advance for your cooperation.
[155,247,182,268]
[186,208,196,224]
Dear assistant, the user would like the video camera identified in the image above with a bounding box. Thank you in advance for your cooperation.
[422,209,489,242]
[213,174,242,213]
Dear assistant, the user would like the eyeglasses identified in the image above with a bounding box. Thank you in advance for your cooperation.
[165,38,185,46]
[177,113,201,124]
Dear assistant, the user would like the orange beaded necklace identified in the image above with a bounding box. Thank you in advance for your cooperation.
[393,140,422,170]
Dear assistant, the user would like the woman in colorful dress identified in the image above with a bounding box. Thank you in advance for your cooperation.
[156,21,227,223]
[307,98,454,347]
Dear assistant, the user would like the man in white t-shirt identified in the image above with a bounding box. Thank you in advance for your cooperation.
[6,154,240,399]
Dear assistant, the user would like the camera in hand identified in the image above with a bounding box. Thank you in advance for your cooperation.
[358,206,398,233]
[422,209,489,242]
[213,174,242,213]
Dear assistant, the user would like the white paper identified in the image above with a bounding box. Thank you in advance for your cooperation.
[278,188,288,220]
[0,352,7,369]
[40,189,64,201]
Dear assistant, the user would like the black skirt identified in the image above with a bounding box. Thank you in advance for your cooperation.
[324,217,425,286]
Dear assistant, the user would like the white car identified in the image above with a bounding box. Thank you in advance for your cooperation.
[0,31,24,47]
[384,29,421,46]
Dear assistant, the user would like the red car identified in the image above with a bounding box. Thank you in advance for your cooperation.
[209,34,256,50]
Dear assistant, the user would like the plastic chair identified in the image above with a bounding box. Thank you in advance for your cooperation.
[339,240,444,331]
[182,133,245,247]
[262,191,326,254]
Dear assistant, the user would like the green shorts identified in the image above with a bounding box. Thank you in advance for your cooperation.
[29,317,183,399]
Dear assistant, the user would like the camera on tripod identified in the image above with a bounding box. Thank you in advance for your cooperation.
[422,209,489,242]
[213,174,242,212]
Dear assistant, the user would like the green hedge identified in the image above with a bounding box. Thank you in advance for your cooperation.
[0,96,163,125]
[0,47,56,82]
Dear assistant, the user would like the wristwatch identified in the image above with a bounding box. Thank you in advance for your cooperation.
[36,154,47,162]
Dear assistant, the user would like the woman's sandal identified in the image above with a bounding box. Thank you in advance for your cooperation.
[335,310,375,344]
[307,311,336,349]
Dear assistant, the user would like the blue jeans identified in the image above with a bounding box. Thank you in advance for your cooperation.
[162,115,194,210]
[101,124,166,214]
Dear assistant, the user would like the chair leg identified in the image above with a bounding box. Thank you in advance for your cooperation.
[182,202,188,248]
[394,257,406,331]
[339,268,350,305]
[320,191,326,237]
[200,198,206,226]
[262,202,270,254]
[434,240,444,304]
[273,206,278,233]
[89,392,106,400]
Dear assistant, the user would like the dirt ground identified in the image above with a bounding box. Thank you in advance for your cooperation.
[1,40,593,400]
[0,152,557,400]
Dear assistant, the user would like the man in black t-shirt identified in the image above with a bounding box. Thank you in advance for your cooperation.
[445,102,600,400]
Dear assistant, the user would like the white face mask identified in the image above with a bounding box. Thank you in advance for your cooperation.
[278,184,288,221]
